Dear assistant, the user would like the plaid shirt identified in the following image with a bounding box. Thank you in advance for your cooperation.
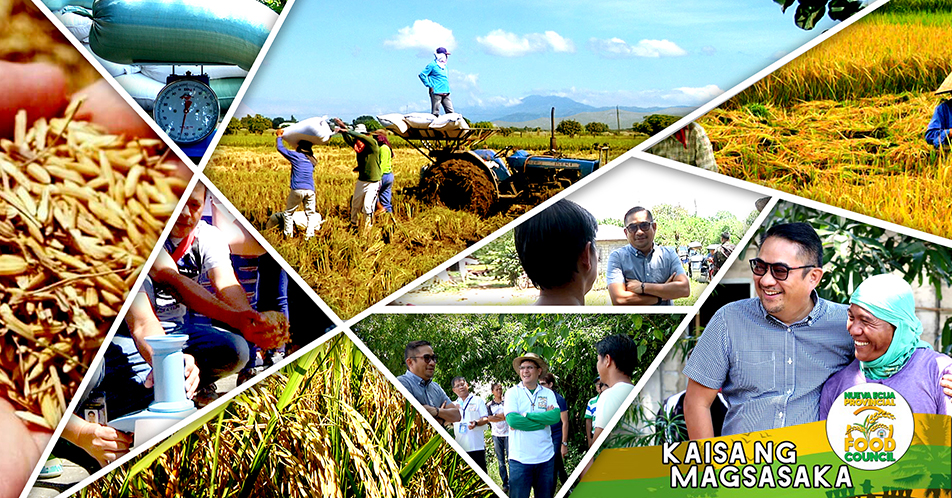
[648,122,718,172]
[683,292,854,435]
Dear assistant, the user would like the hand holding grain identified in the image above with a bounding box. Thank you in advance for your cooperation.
[0,62,155,140]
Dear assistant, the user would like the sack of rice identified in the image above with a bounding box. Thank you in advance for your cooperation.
[404,112,436,129]
[377,113,408,134]
[53,8,93,42]
[88,0,277,71]
[429,112,468,130]
[282,116,334,148]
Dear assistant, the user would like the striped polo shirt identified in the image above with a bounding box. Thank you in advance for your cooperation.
[683,292,853,435]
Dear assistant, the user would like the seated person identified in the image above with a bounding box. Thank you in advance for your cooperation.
[514,199,598,306]
[74,279,200,463]
[820,274,952,417]
[607,207,690,305]
[148,181,288,398]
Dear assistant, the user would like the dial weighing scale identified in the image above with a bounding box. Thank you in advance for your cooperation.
[152,69,220,159]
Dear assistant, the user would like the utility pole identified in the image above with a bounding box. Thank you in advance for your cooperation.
[616,106,620,131]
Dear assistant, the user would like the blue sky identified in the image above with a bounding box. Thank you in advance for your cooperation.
[240,0,846,121]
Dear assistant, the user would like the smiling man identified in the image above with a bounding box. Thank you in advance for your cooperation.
[682,222,855,438]
[451,377,490,471]
[504,353,561,498]
[606,206,690,306]
[397,341,461,425]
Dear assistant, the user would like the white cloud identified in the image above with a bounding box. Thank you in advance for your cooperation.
[588,37,687,58]
[476,29,576,57]
[450,69,480,91]
[384,20,456,54]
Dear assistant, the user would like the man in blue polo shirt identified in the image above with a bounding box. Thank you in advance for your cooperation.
[275,128,318,239]
[607,206,690,306]
[683,223,853,437]
[396,341,461,426]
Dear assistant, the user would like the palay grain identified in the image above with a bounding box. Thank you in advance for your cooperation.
[0,101,184,430]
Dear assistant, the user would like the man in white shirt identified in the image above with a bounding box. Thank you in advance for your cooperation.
[451,376,489,471]
[592,335,638,441]
[504,353,561,498]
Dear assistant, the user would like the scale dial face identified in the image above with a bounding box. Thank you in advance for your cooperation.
[153,79,220,145]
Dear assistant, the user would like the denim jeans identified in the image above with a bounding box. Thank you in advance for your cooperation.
[493,435,509,487]
[509,456,555,498]
[378,172,394,212]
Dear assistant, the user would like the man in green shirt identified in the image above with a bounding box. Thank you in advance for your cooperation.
[504,352,561,498]
[333,119,382,231]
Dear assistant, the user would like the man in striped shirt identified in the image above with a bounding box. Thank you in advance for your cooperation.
[682,223,853,437]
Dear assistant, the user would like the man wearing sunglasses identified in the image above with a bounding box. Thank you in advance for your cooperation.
[606,206,690,305]
[397,340,461,425]
[682,222,854,438]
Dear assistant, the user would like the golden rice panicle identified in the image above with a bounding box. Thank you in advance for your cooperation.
[0,102,182,430]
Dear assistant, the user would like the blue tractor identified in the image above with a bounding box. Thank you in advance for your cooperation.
[401,110,608,216]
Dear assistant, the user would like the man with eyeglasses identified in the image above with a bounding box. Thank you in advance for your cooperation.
[451,376,490,471]
[682,222,854,438]
[505,352,561,498]
[397,340,461,425]
[606,206,690,306]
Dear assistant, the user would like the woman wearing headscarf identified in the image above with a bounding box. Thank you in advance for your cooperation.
[819,274,952,418]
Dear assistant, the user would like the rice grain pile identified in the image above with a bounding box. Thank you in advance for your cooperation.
[0,99,185,430]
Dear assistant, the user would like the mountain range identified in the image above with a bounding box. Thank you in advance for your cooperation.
[464,95,695,129]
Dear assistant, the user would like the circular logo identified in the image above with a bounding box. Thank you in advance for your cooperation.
[825,384,914,470]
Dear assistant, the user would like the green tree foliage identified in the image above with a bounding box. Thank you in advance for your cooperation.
[585,122,609,134]
[472,121,494,129]
[479,232,523,286]
[775,0,864,30]
[648,203,752,248]
[632,114,680,135]
[354,115,382,131]
[240,114,271,135]
[256,0,286,14]
[555,119,582,136]
[224,117,241,135]
[766,202,952,303]
[598,218,623,227]
[353,314,681,453]
[271,116,286,129]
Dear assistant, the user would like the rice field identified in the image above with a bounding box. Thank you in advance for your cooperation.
[701,5,952,239]
[206,132,638,319]
[78,335,494,498]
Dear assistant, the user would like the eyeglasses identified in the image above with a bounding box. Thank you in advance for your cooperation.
[411,354,438,363]
[625,221,653,233]
[749,258,817,281]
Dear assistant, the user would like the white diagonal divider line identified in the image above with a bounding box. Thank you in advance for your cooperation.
[631,0,890,155]
[47,325,349,498]
[338,0,889,320]
[555,313,697,498]
[193,0,300,171]
[29,0,197,170]
[21,171,203,498]
[683,197,781,312]
[343,327,509,498]
[198,172,345,327]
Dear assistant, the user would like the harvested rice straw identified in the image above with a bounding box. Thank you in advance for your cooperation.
[0,98,183,430]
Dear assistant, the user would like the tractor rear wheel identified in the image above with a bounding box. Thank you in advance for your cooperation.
[419,158,496,216]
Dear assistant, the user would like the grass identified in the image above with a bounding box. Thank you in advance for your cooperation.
[207,131,641,318]
[79,336,494,498]
[700,7,952,239]
[219,131,644,158]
